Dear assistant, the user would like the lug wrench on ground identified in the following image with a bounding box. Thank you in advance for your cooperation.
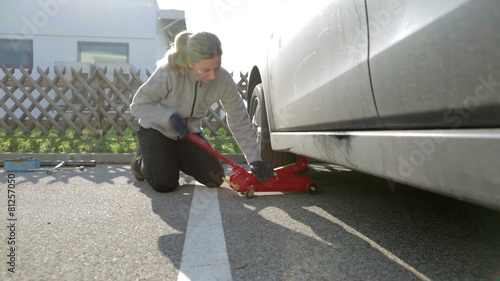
[28,166,85,174]
[48,160,65,174]
[28,161,85,174]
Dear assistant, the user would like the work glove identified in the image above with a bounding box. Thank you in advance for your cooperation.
[169,113,188,139]
[250,161,274,182]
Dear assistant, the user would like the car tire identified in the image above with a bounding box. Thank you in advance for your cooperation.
[249,83,297,168]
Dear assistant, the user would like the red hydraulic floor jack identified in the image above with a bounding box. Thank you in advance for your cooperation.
[187,133,319,198]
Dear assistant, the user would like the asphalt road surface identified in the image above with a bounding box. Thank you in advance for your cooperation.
[1,163,499,280]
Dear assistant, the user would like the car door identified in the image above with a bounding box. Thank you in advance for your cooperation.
[266,0,383,131]
[368,0,500,129]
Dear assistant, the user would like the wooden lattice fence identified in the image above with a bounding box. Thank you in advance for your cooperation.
[0,66,248,137]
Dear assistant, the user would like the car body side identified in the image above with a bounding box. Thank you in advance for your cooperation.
[247,0,500,210]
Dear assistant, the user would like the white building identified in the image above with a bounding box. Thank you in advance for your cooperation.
[0,0,186,74]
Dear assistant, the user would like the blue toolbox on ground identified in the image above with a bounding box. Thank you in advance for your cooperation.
[3,158,41,171]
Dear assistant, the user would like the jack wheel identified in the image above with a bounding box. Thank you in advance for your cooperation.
[306,183,319,195]
[244,190,255,198]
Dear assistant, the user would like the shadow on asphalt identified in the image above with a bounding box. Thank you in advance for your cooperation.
[27,163,497,280]
[219,164,500,280]
[13,164,136,185]
[133,175,207,272]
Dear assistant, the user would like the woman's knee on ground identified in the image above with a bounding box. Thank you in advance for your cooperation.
[148,179,178,193]
[144,173,178,193]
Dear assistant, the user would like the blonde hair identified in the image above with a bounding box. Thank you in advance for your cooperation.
[159,31,223,73]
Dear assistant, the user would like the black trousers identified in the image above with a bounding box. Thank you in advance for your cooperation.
[136,126,225,192]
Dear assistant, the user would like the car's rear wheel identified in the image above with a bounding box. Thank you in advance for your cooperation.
[249,83,297,168]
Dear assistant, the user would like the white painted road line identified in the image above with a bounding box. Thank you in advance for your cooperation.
[177,186,233,281]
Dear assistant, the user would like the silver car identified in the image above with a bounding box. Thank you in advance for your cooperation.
[246,0,500,210]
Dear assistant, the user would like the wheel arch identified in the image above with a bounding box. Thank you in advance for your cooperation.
[246,66,263,107]
[247,65,275,133]
[247,65,297,167]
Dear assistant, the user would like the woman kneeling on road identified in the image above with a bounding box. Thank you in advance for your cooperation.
[130,31,273,192]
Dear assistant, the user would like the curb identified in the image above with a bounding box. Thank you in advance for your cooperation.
[0,153,247,164]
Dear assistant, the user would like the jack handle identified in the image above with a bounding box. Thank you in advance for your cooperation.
[187,133,243,172]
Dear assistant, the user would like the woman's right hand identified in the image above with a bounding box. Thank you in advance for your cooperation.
[169,113,188,139]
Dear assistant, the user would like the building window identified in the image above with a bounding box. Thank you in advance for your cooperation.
[78,42,129,64]
[0,39,33,68]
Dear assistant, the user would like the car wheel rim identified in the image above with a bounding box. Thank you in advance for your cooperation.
[251,99,262,153]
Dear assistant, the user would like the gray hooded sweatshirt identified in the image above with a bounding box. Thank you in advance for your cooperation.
[130,66,261,164]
